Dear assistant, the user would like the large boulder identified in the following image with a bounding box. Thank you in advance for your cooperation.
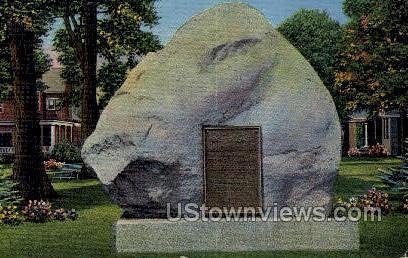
[82,3,341,218]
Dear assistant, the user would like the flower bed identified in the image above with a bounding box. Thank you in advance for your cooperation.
[44,159,65,171]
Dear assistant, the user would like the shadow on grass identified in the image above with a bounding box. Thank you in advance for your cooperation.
[52,181,114,211]
[341,161,401,167]
[335,174,377,199]
[122,251,364,258]
[341,157,401,163]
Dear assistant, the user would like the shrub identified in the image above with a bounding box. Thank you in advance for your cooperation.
[347,147,361,157]
[22,200,79,223]
[0,154,14,164]
[50,141,82,163]
[333,197,356,217]
[0,205,22,225]
[399,195,408,214]
[53,208,78,221]
[0,174,23,225]
[22,200,53,223]
[367,144,389,157]
[378,166,408,192]
[0,174,23,206]
[334,188,390,216]
[53,208,68,221]
[359,188,390,215]
[67,209,78,221]
[44,159,65,171]
[347,144,389,158]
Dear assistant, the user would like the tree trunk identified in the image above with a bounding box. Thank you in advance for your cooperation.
[8,21,56,200]
[80,0,99,142]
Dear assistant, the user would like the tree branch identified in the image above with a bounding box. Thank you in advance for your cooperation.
[63,14,84,69]
[69,14,79,33]
[62,1,85,70]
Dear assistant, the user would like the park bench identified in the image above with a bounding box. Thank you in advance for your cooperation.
[47,163,82,180]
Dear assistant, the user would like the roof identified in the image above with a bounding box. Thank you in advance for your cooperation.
[41,68,66,93]
[348,110,369,122]
[348,109,405,122]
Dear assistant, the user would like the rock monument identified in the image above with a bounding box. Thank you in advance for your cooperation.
[82,3,358,253]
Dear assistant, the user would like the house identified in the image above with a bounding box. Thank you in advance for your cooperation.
[342,110,408,156]
[0,68,81,154]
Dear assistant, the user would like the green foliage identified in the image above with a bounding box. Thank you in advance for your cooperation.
[0,47,51,100]
[278,9,346,120]
[97,61,128,108]
[50,141,82,163]
[342,0,373,18]
[378,166,408,192]
[0,0,53,100]
[34,49,53,92]
[52,0,162,109]
[0,174,22,207]
[53,29,82,107]
[399,195,408,213]
[402,137,408,165]
[0,42,12,100]
[336,0,408,113]
[278,9,342,86]
[0,1,54,36]
[0,171,23,225]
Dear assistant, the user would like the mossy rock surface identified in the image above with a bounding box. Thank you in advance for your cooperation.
[82,3,341,218]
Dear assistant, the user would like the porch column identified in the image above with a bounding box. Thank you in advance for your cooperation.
[60,125,64,141]
[373,120,377,143]
[364,122,369,147]
[59,125,63,142]
[55,125,59,144]
[50,125,56,148]
[70,125,73,142]
[348,123,357,148]
[40,125,43,147]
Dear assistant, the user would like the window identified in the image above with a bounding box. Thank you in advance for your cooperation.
[42,125,51,146]
[0,132,13,147]
[383,118,389,139]
[46,98,61,111]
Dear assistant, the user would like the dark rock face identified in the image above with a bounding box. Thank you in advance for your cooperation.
[108,159,193,218]
[82,3,341,218]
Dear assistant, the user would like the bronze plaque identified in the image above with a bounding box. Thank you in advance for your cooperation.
[203,126,262,210]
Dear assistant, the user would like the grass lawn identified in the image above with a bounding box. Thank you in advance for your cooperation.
[0,158,407,258]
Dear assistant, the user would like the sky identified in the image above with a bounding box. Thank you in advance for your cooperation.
[152,0,347,43]
[44,0,347,64]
